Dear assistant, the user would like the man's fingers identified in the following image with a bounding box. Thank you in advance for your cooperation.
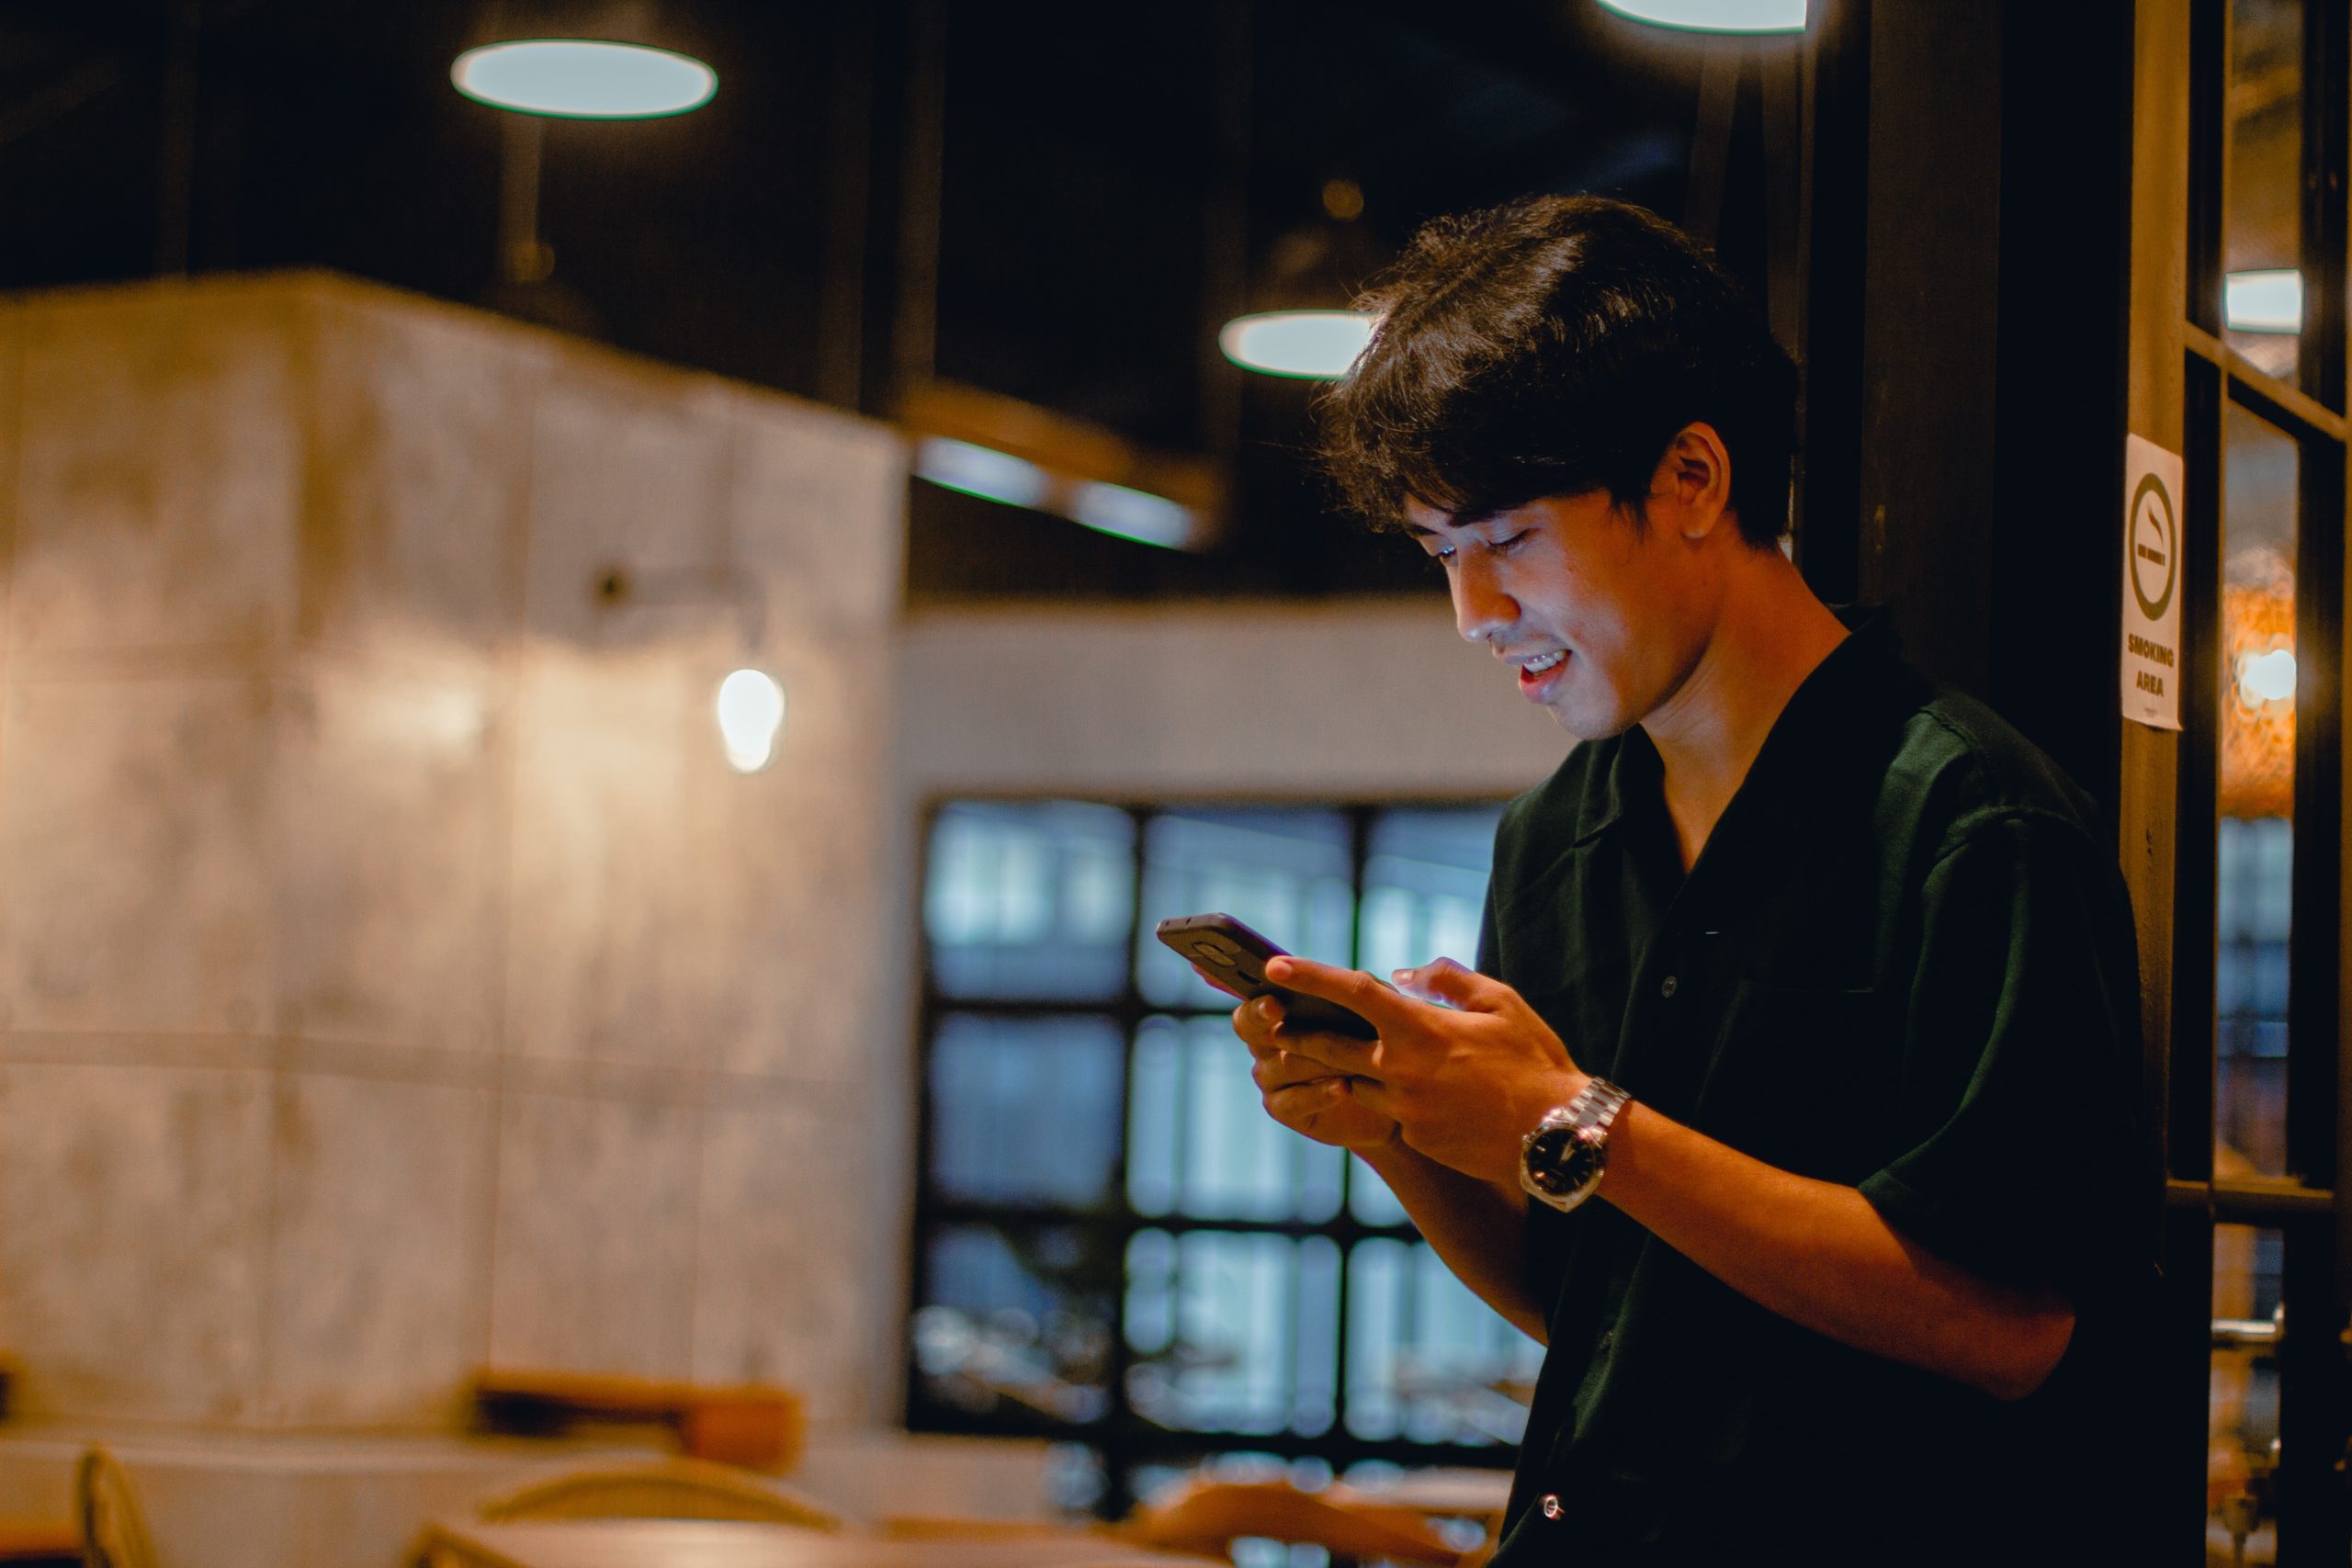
[1254,1048,1353,1094]
[1264,954,1411,1032]
[1264,1080,1350,1122]
[1391,955,1507,1011]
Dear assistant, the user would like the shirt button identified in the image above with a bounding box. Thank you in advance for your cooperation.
[1598,1328,1615,1350]
[1659,974,1679,998]
[1539,1494,1565,1521]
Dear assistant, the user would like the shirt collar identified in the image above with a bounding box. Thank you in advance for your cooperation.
[1579,601,1909,848]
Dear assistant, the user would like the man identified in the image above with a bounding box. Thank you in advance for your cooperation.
[1220,197,2158,1563]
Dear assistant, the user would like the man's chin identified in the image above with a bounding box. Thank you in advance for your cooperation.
[1546,705,1636,742]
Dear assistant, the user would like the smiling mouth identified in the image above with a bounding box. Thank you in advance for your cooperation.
[1517,649,1568,698]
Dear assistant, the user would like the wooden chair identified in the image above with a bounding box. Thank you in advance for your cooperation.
[474,1455,845,1530]
[1118,1478,1464,1568]
[74,1448,158,1568]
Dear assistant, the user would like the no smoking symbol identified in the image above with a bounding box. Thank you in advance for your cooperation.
[2131,471,2177,621]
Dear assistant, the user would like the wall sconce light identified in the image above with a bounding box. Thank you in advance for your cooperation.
[594,565,784,773]
[715,669,787,773]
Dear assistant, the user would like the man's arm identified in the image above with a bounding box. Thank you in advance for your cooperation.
[1259,956,2077,1403]
[1597,1099,2075,1400]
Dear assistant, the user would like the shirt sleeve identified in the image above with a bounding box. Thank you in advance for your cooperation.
[1855,809,2156,1305]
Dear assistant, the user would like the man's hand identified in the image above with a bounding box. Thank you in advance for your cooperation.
[1245,954,1586,1186]
[1226,993,1401,1152]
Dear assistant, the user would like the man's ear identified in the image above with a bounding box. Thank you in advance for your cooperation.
[1656,423,1733,538]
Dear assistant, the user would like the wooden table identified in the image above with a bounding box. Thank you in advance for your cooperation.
[424,1519,1216,1568]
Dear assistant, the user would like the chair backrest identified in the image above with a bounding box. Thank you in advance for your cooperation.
[75,1447,159,1568]
[475,1455,845,1529]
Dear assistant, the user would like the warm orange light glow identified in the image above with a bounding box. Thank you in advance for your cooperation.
[2220,558,2294,819]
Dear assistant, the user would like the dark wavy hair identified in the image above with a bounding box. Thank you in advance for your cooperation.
[1317,196,1796,547]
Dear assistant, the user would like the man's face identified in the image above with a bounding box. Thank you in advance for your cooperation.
[1404,490,1708,739]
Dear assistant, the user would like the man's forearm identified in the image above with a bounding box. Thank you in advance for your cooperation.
[1359,1135,1550,1344]
[1598,1101,2075,1399]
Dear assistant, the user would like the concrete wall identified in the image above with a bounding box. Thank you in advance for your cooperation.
[894,598,1572,800]
[0,273,907,1432]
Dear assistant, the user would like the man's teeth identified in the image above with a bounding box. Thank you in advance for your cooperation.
[1524,651,1566,674]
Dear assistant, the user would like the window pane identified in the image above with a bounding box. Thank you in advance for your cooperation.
[1344,1239,1542,1446]
[1357,806,1502,978]
[2208,1224,2283,1566]
[930,1013,1124,1205]
[927,801,1136,999]
[2222,0,2303,382]
[1126,1014,1345,1223]
[2216,401,2296,1179]
[915,1224,1115,1424]
[1347,1154,1411,1229]
[1136,809,1356,1008]
[1125,1229,1341,1437]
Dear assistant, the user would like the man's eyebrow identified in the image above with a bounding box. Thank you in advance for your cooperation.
[1401,508,1505,538]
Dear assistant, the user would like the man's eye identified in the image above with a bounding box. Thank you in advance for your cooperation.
[1490,531,1532,553]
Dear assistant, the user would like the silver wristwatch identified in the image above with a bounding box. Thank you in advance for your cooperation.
[1518,1077,1632,1213]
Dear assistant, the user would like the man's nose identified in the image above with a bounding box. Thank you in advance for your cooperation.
[1452,557,1517,645]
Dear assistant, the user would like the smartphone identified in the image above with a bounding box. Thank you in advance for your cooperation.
[1154,913,1381,1040]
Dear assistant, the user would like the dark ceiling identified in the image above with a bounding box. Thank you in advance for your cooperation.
[2,2,1739,602]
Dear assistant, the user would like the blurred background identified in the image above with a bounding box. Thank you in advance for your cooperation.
[0,3,2337,1567]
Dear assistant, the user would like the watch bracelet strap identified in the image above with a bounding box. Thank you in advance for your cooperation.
[1547,1076,1631,1136]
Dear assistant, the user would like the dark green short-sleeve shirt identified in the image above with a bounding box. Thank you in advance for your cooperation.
[1482,604,2160,1568]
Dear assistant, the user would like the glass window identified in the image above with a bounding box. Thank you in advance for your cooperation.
[2208,1223,2284,1566]
[914,799,1515,1496]
[2215,401,2297,1179]
[1358,807,1498,978]
[1127,1014,1346,1223]
[930,1013,1125,1205]
[1344,1239,1542,1446]
[1125,1229,1341,1436]
[2222,0,2304,381]
[1135,809,1356,1008]
[928,801,1136,1000]
[915,1224,1116,1424]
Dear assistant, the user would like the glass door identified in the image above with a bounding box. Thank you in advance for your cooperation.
[2138,1,2350,1561]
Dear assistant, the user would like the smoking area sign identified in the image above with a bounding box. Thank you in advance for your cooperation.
[2120,433,2184,731]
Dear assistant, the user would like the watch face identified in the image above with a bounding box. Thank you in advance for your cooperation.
[1523,1125,1599,1199]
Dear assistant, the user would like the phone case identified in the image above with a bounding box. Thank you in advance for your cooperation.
[1153,913,1380,1039]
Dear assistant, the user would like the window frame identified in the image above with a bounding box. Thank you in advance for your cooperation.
[902,792,1527,1514]
[2156,1,2352,1558]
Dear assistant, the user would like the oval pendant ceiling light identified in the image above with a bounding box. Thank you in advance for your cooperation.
[1218,310,1380,379]
[1599,0,1807,32]
[452,39,718,118]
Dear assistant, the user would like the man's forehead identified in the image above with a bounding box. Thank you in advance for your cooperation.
[1402,499,1511,535]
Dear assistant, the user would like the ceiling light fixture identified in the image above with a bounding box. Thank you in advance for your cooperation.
[2224,269,2302,333]
[912,437,1052,511]
[452,39,718,119]
[1218,310,1380,379]
[1598,0,1807,32]
[1069,481,1196,550]
[901,380,1219,552]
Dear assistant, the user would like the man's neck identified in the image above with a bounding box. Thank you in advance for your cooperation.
[1639,564,1855,868]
